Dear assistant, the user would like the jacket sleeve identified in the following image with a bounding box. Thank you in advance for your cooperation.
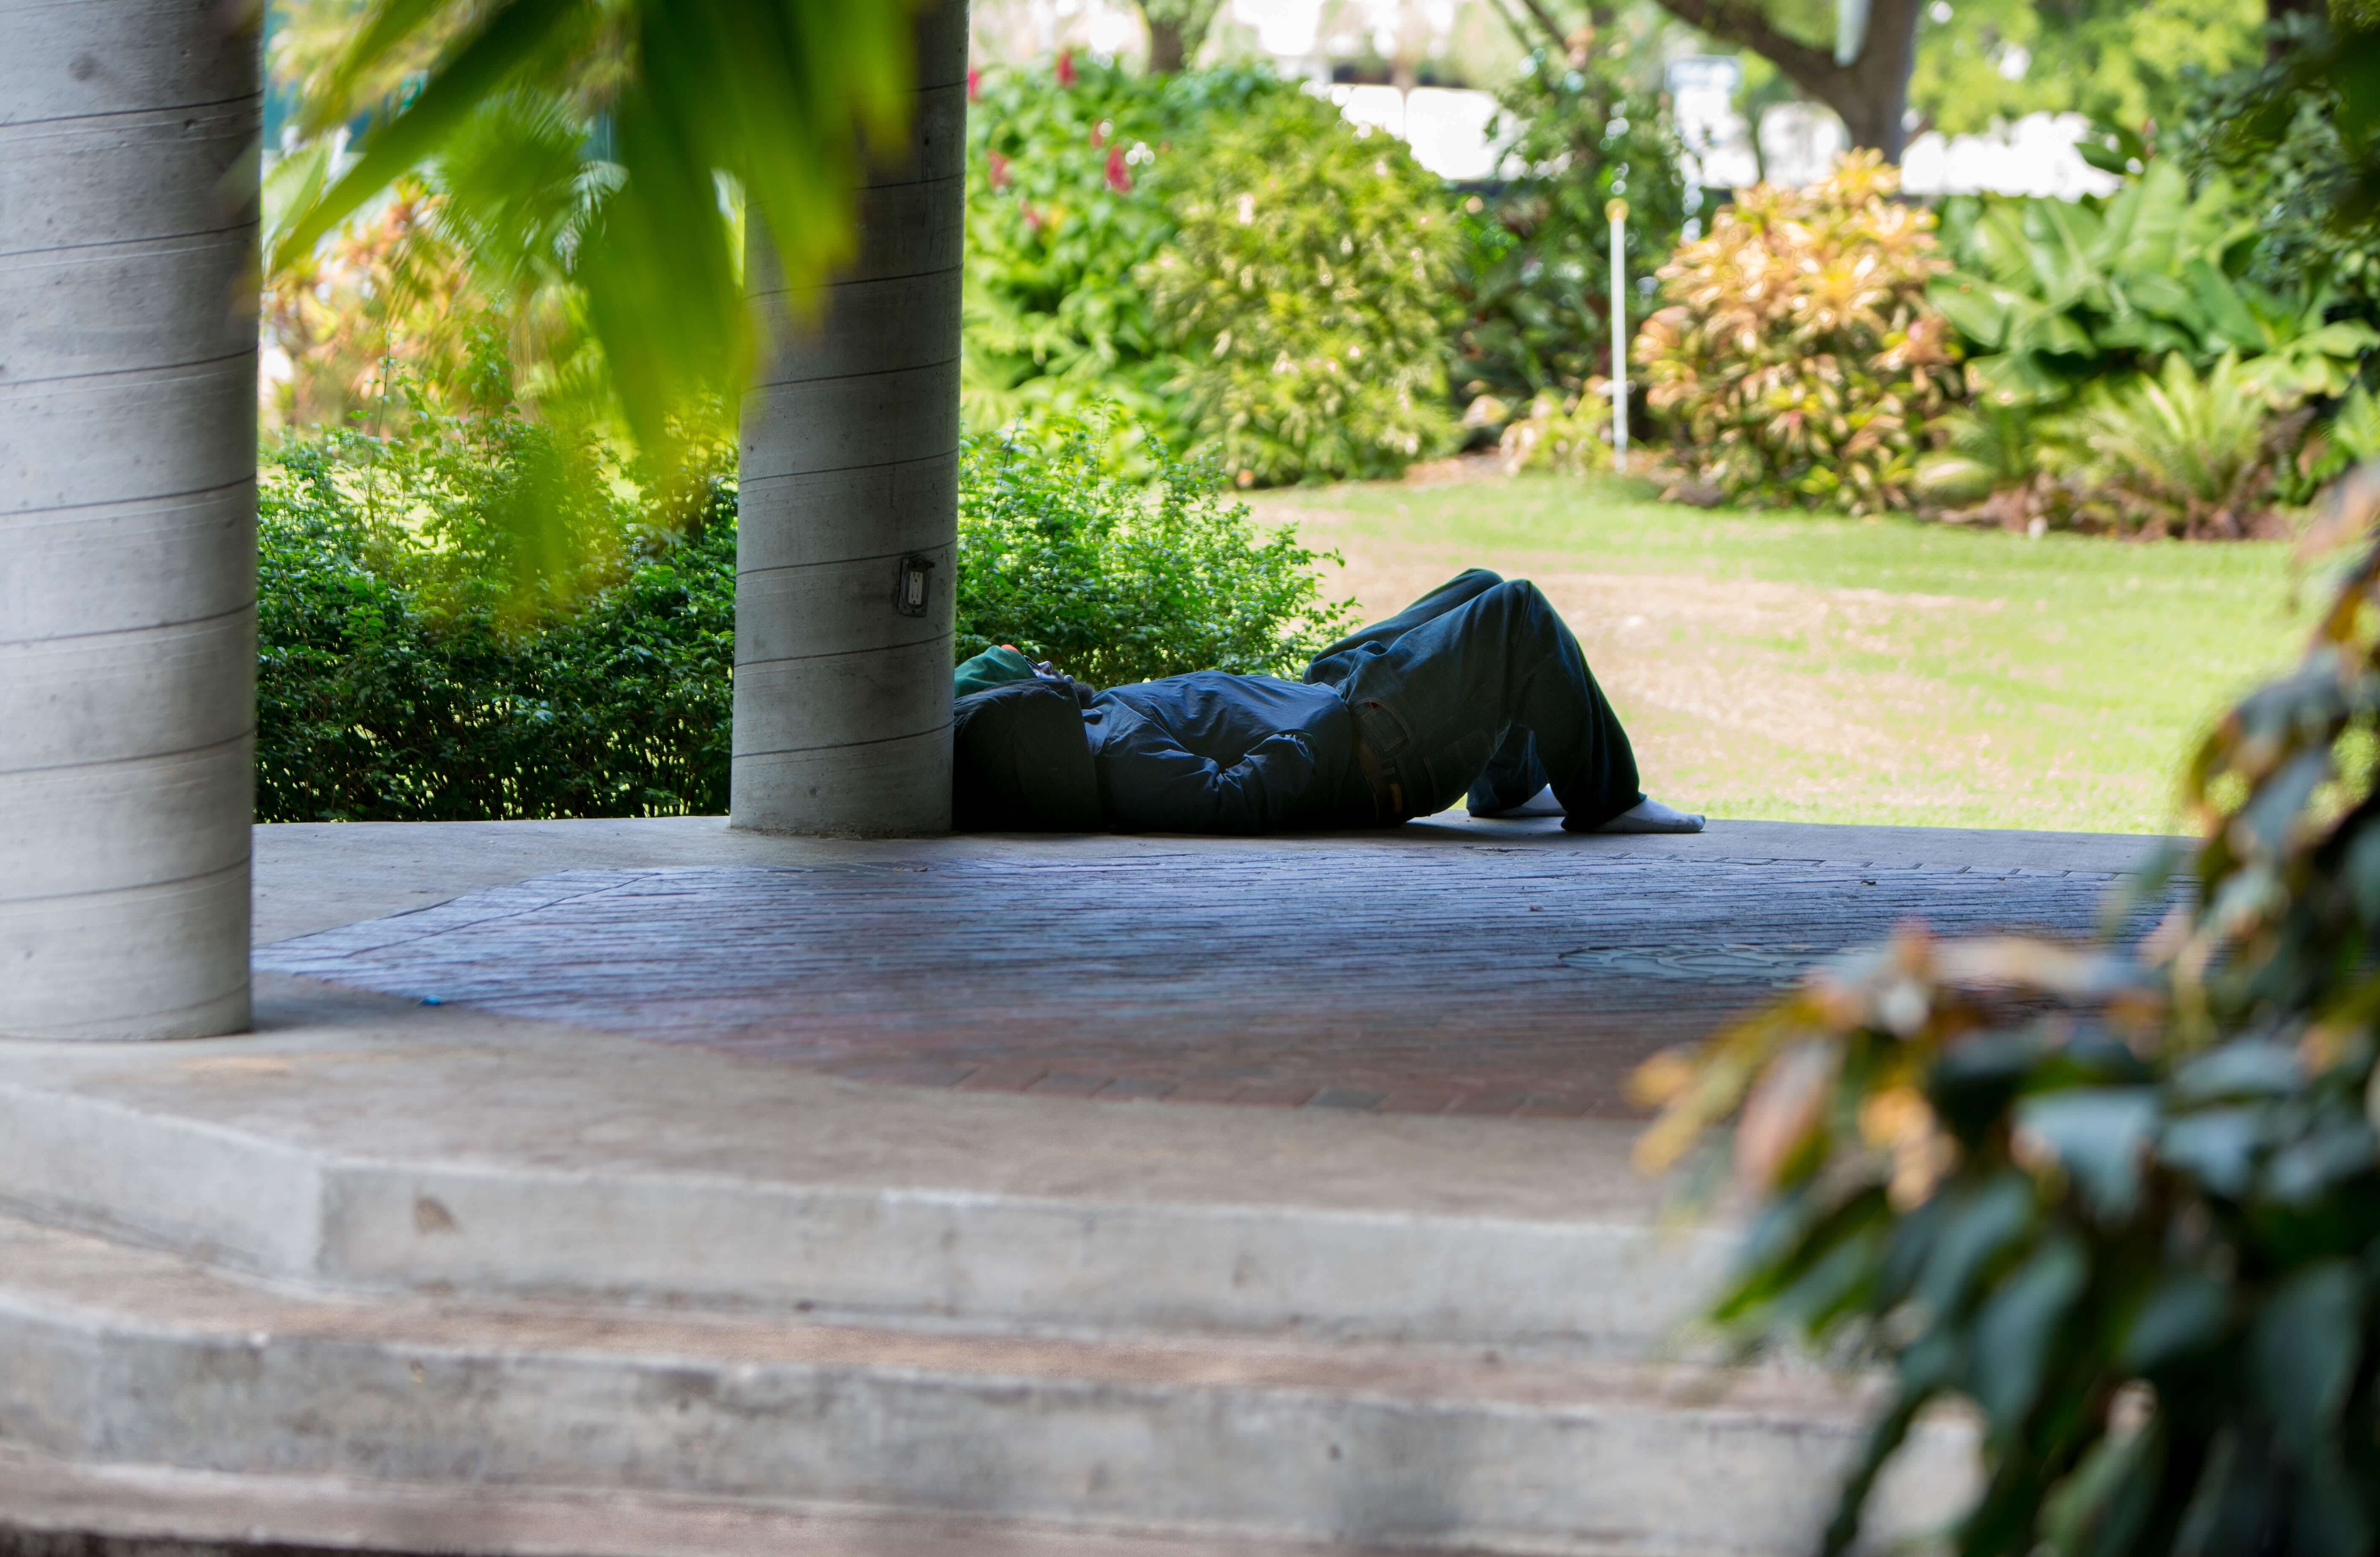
[1096,718,1319,834]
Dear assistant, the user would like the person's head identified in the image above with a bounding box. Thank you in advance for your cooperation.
[952,643,1039,698]
[951,678,1099,831]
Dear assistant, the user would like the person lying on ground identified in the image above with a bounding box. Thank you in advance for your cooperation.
[950,569,1704,836]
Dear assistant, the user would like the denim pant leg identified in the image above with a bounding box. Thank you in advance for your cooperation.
[1306,570,1541,812]
[1304,569,1506,687]
[1468,731,1548,814]
[1339,579,1643,826]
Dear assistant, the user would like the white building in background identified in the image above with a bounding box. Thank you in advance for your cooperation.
[1898,115,2121,199]
[1336,71,2115,198]
[976,0,2120,198]
[1668,50,2117,198]
[1325,84,1504,182]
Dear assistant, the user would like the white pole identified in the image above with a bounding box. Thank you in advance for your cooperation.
[733,0,966,836]
[0,0,260,1039]
[1607,197,1629,474]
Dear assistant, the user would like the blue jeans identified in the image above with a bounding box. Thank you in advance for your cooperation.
[1305,570,1644,827]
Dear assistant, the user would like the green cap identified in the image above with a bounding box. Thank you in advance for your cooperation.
[954,644,1039,699]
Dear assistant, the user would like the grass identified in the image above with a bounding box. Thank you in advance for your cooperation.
[1253,472,2309,835]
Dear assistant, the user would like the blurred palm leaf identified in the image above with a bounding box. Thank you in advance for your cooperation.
[274,0,927,476]
[425,89,618,427]
[2050,353,2280,537]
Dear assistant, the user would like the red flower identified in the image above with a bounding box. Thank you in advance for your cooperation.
[967,67,981,102]
[987,150,1010,190]
[1105,146,1131,194]
[1021,202,1043,235]
[1089,122,1104,149]
[1055,48,1076,87]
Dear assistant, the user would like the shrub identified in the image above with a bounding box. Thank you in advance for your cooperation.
[1927,354,2302,538]
[1633,464,2380,1557]
[1920,158,2377,534]
[962,57,1292,438]
[966,58,1466,484]
[1633,153,1964,515]
[1912,403,2042,515]
[1930,162,2378,417]
[1141,89,1463,485]
[1454,26,1693,409]
[2050,353,2290,538]
[1497,389,1614,477]
[2315,382,2380,477]
[256,422,736,823]
[262,171,482,436]
[2171,16,2380,334]
[956,409,1358,685]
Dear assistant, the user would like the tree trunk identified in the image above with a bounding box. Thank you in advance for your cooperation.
[1140,1,1218,74]
[731,0,966,837]
[1647,0,1924,160]
[0,0,259,1039]
[1831,0,1920,159]
[1148,17,1190,73]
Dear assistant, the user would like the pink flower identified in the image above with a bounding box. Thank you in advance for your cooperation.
[1105,146,1131,194]
[1055,49,1076,87]
[1089,122,1104,149]
[987,151,1010,190]
[1021,202,1043,235]
[967,67,981,102]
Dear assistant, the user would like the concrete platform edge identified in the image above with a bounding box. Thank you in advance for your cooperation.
[0,1214,1974,1557]
[0,1444,1469,1557]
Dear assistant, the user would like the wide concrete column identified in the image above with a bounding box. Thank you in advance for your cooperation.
[0,0,259,1039]
[732,0,967,837]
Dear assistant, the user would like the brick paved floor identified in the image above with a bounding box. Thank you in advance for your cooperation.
[257,833,2155,1117]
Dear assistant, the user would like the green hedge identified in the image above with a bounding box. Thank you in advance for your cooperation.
[954,411,1356,685]
[256,434,736,822]
[1144,89,1463,485]
[965,57,1471,484]
[256,406,1351,822]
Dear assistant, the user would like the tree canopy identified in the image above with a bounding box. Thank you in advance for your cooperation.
[1910,0,2263,138]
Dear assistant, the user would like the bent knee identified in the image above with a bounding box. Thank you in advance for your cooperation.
[1484,579,1573,639]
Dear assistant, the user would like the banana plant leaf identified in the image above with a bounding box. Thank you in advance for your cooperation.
[1933,161,2371,414]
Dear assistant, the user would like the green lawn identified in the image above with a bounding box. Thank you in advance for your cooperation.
[1255,472,2309,834]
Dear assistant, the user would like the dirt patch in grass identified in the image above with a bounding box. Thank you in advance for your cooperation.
[1338,562,2034,826]
[1264,474,2301,833]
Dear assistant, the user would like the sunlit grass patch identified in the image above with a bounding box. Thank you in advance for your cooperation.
[1260,472,2305,834]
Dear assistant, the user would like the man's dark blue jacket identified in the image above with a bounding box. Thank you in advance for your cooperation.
[949,570,1644,836]
[1085,672,1366,833]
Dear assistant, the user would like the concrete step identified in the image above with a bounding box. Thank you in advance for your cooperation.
[0,1444,1545,1557]
[0,979,1735,1355]
[0,1211,1971,1557]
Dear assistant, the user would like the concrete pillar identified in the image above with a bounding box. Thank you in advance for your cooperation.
[0,0,259,1039]
[732,0,967,837]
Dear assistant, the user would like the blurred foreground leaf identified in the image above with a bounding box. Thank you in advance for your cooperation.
[1635,459,2380,1557]
[275,0,927,481]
